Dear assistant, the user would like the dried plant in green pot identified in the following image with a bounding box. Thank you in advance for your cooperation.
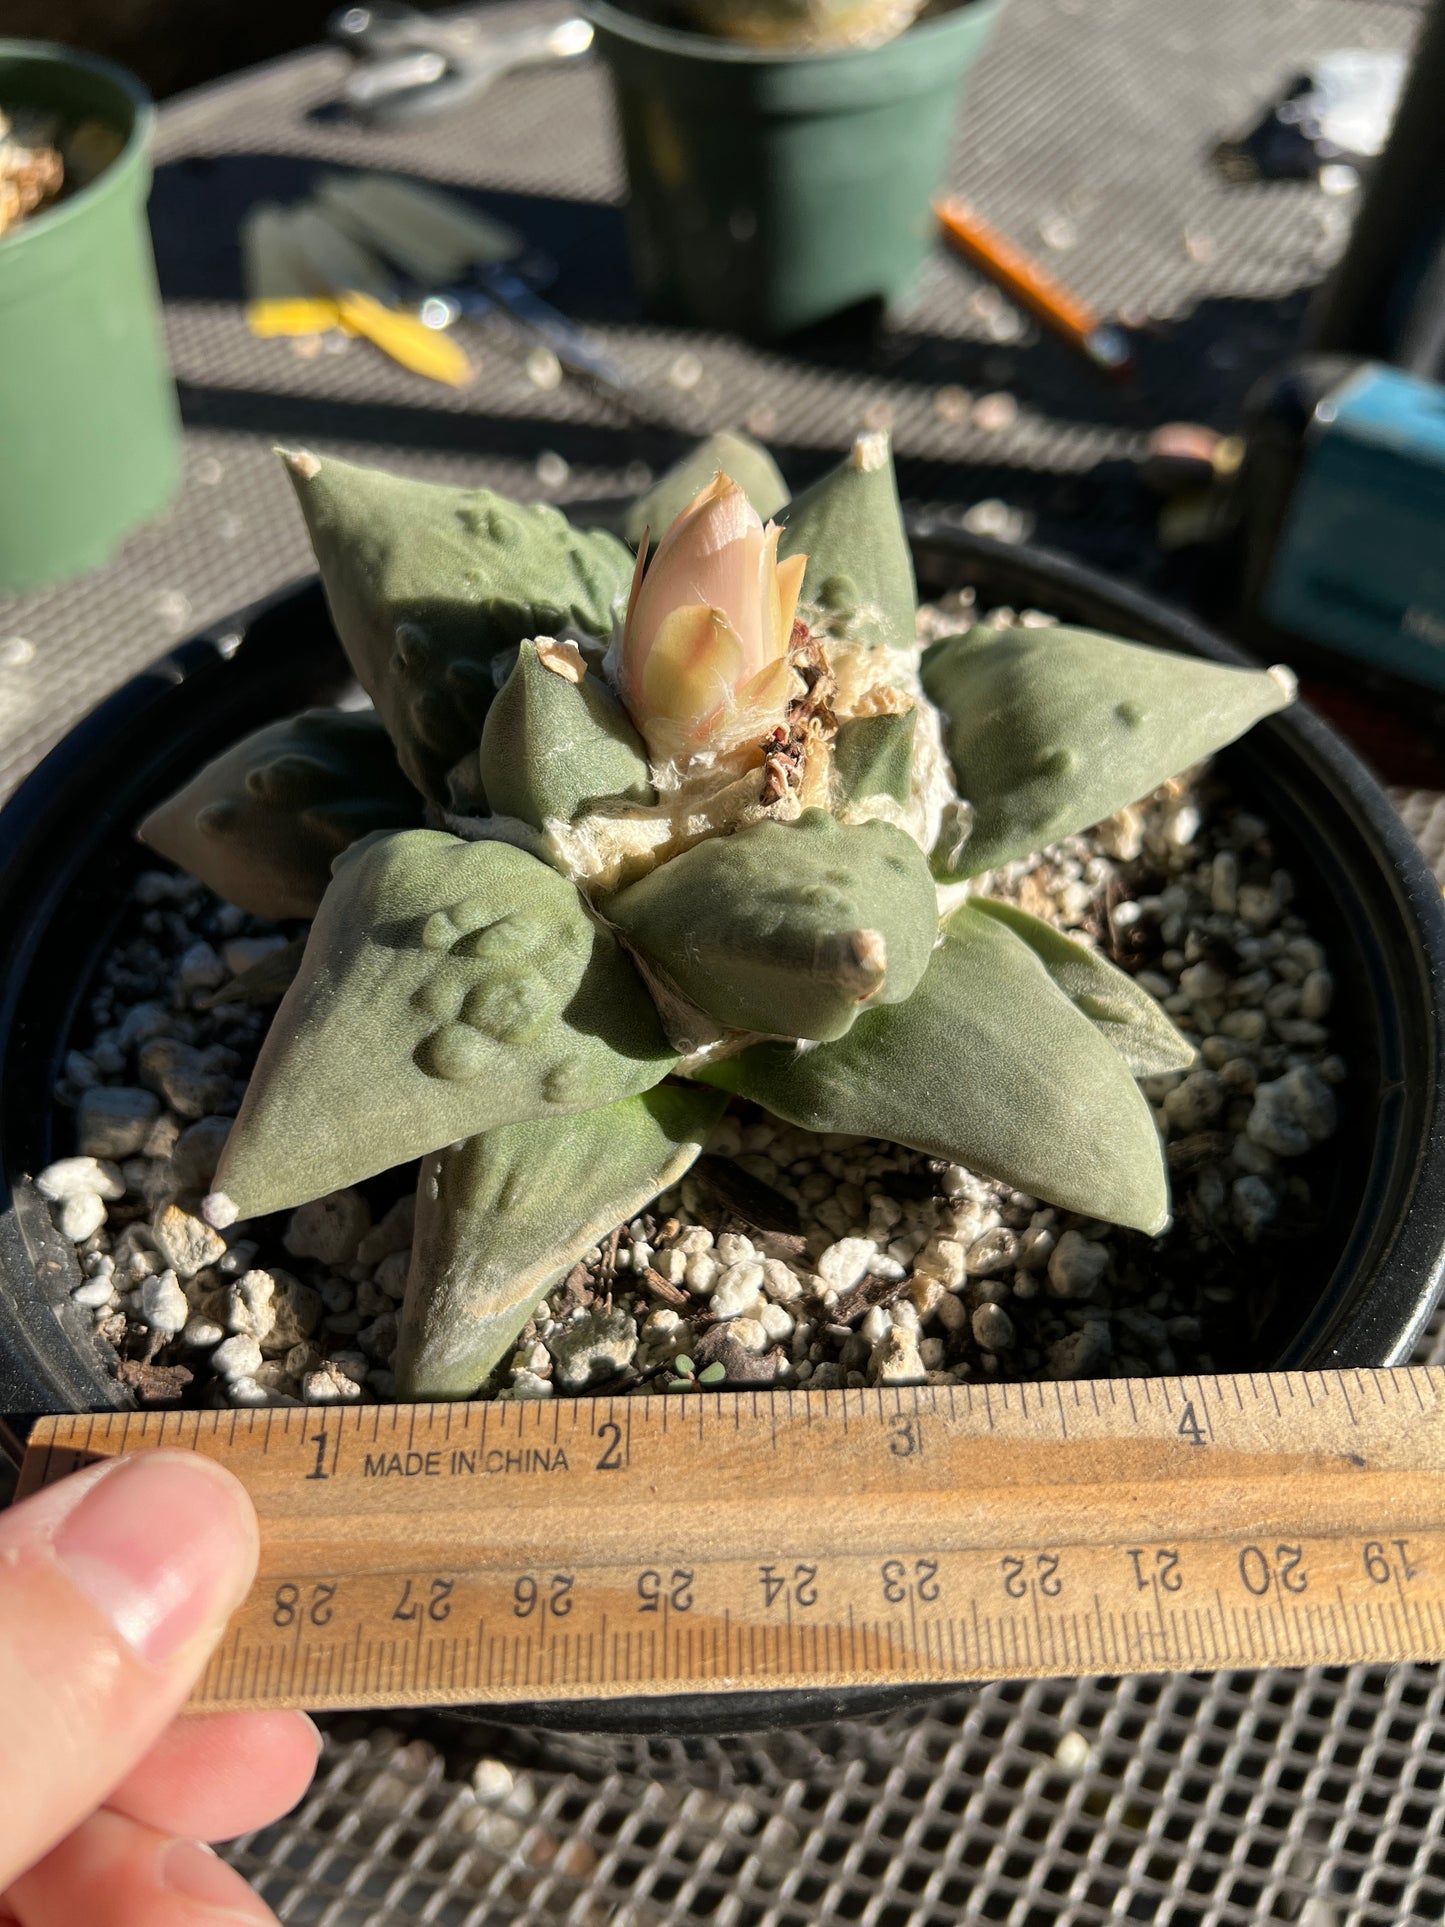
[139,427,1296,1401]
[681,0,927,53]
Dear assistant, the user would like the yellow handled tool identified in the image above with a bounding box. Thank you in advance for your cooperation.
[241,203,474,387]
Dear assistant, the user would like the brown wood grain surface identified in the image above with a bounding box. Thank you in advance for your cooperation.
[20,1372,1445,1711]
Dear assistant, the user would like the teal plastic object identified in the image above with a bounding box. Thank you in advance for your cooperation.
[1263,362,1445,693]
[0,44,180,592]
[586,0,1005,338]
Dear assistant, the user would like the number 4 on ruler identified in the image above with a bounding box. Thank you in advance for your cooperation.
[1178,1402,1206,1447]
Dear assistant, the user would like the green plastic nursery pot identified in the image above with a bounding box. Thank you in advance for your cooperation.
[586,0,1004,337]
[0,44,180,593]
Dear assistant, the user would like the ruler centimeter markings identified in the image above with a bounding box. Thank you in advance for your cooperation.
[15,1369,1445,1712]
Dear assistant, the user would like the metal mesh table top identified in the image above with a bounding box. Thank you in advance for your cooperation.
[228,1669,1445,1925]
[0,0,1426,800]
[3,0,1445,1919]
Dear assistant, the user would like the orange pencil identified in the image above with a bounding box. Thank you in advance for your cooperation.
[934,195,1134,376]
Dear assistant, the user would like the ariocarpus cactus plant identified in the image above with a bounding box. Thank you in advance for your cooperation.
[140,427,1295,1399]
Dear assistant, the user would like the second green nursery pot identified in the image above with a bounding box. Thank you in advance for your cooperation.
[586,0,1004,337]
[0,42,180,592]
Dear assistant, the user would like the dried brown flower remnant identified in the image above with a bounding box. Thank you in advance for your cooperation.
[758,725,800,806]
[760,628,838,804]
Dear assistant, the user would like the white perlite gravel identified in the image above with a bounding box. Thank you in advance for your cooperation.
[35,606,1347,1410]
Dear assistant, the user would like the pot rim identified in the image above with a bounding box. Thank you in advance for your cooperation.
[0,41,154,256]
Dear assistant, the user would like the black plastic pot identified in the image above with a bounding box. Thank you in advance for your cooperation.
[2,526,1444,1732]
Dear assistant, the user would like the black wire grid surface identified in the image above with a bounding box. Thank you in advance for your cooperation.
[0,0,1424,801]
[3,0,1445,1919]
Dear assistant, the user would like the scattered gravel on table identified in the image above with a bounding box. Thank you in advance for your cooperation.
[36,600,1346,1407]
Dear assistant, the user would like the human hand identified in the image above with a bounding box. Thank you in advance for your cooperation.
[0,1450,320,1924]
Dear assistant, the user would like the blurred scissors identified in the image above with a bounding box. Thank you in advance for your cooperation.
[328,3,593,124]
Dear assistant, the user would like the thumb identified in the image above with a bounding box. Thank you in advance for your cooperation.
[0,1450,258,1890]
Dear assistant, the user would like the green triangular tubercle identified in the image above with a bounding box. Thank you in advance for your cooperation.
[921,622,1294,878]
[968,897,1196,1077]
[698,900,1169,1234]
[281,450,634,805]
[478,641,654,829]
[139,708,423,920]
[604,810,938,1044]
[833,709,916,806]
[779,431,916,650]
[395,1084,725,1400]
[624,429,788,548]
[210,830,675,1220]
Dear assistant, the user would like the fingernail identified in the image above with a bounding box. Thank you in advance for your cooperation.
[52,1453,258,1667]
[161,1839,271,1921]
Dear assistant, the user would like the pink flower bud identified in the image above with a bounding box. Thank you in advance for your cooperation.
[620,474,806,762]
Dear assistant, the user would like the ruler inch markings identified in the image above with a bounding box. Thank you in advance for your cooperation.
[17,1370,1445,1712]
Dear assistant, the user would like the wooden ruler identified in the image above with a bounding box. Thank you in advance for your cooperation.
[17,1370,1445,1713]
